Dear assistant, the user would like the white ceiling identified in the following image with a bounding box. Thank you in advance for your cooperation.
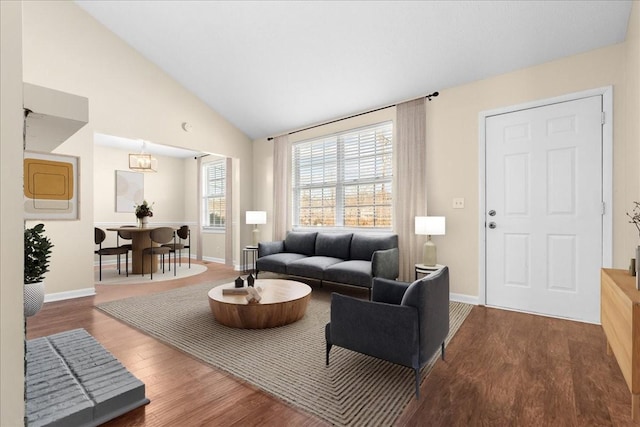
[77,0,632,141]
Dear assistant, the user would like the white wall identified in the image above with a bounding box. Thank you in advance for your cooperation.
[0,2,25,424]
[21,1,254,296]
[254,31,639,300]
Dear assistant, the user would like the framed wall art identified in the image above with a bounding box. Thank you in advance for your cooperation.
[24,151,79,220]
[115,170,143,213]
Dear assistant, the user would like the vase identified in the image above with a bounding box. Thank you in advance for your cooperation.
[139,216,148,227]
[24,282,45,317]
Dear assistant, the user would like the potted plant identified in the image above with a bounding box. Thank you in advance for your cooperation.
[24,223,53,316]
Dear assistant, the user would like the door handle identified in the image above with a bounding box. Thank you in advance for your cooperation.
[488,222,497,229]
[488,210,496,216]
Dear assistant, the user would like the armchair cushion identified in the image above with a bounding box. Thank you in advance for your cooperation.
[372,277,411,305]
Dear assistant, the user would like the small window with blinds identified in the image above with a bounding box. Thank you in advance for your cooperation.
[203,160,226,228]
[292,121,393,229]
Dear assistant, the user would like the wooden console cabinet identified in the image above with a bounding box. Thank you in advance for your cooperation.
[601,268,639,421]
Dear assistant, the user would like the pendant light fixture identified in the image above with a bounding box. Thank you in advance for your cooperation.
[129,140,157,172]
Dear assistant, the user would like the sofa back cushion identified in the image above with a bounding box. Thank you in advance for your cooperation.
[315,233,353,259]
[284,231,318,255]
[350,233,398,261]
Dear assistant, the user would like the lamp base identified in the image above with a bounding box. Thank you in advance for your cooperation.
[423,239,437,267]
[252,227,260,246]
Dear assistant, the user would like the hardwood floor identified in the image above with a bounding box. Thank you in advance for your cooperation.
[27,261,636,426]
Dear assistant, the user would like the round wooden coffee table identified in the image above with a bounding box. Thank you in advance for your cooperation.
[208,279,312,329]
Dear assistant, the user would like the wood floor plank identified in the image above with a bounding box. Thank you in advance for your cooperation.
[26,262,635,426]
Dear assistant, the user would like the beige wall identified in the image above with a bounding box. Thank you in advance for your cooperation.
[92,144,239,264]
[0,1,25,424]
[428,43,629,298]
[21,0,253,297]
[92,143,201,250]
[624,2,640,254]
[254,11,640,300]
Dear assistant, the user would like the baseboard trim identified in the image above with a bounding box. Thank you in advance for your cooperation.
[45,287,96,303]
[202,256,225,264]
[450,293,479,305]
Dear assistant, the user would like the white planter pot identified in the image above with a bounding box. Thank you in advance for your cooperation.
[24,282,45,317]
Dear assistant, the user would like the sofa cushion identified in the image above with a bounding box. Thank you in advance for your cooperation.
[315,233,353,259]
[284,232,318,256]
[350,233,398,261]
[324,260,373,288]
[256,253,307,275]
[287,256,344,280]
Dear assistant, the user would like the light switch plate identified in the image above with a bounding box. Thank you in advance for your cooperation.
[453,198,465,209]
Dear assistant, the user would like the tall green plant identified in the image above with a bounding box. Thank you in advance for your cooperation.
[24,223,53,284]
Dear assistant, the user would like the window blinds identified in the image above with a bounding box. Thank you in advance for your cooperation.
[204,160,226,227]
[292,121,393,228]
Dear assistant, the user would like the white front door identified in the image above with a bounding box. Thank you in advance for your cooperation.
[485,96,603,323]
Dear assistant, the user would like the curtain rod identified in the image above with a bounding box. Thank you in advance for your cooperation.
[267,91,438,141]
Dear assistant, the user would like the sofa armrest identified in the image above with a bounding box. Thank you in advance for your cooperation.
[372,277,411,305]
[258,240,284,257]
[371,247,399,279]
[328,293,419,366]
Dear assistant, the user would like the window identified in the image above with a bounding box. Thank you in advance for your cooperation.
[292,122,393,229]
[203,160,226,228]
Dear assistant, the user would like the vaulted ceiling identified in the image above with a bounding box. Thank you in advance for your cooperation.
[77,1,633,140]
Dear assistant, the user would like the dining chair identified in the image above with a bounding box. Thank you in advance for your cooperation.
[142,227,176,279]
[94,227,129,281]
[116,225,136,273]
[162,225,191,268]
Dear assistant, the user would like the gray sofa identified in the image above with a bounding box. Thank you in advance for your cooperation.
[256,231,399,296]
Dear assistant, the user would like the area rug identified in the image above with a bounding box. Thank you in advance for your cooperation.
[95,262,207,285]
[97,280,472,426]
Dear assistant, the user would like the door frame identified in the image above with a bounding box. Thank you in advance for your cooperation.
[477,86,613,316]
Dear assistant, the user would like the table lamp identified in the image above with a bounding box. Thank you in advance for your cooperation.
[415,216,446,267]
[246,211,267,246]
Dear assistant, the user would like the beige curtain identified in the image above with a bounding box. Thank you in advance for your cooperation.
[395,98,427,281]
[272,135,290,241]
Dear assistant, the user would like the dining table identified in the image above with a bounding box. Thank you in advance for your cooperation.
[106,225,173,274]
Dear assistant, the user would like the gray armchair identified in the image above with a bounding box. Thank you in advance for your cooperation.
[325,266,450,398]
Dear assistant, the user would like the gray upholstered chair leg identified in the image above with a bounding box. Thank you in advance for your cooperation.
[415,368,420,399]
[441,341,445,360]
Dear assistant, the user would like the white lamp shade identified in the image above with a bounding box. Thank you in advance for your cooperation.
[246,211,267,225]
[415,216,446,236]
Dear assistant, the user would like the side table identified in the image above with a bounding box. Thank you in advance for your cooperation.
[242,246,258,273]
[415,263,445,280]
